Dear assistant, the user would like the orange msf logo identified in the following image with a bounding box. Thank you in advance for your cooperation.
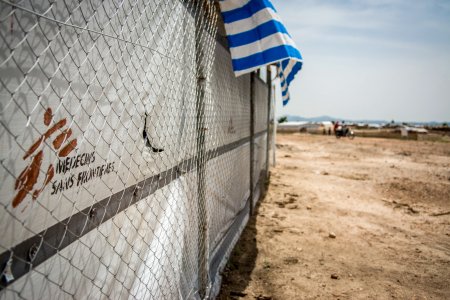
[12,108,77,208]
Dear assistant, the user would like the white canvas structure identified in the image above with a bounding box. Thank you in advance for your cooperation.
[0,0,273,299]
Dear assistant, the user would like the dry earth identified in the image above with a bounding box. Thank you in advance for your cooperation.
[218,133,450,300]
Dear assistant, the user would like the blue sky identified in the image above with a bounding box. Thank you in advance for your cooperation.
[274,0,450,122]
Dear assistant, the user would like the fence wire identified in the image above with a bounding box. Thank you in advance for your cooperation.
[0,0,272,299]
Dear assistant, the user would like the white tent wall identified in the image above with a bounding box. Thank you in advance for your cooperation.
[206,40,251,254]
[0,0,198,247]
[0,0,273,299]
[1,177,198,299]
[251,77,269,214]
[206,40,251,150]
[206,146,250,260]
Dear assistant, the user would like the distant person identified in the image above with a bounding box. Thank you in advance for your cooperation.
[328,128,331,135]
[333,121,340,133]
[341,121,349,135]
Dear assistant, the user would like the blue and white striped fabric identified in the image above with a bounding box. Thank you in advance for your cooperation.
[219,0,303,106]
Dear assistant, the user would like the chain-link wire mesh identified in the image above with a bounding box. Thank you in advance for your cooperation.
[0,0,271,298]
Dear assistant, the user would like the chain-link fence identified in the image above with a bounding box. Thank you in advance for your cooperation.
[0,0,273,298]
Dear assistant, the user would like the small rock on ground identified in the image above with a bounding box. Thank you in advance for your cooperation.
[331,273,339,279]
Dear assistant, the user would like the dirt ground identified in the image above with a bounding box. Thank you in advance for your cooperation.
[217,133,450,300]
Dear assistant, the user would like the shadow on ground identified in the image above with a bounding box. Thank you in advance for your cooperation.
[216,183,269,300]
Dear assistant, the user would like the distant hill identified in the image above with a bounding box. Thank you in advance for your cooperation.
[285,115,447,126]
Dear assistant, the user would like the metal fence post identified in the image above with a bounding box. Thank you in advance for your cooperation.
[249,72,255,216]
[195,5,208,298]
[272,84,277,167]
[265,66,272,180]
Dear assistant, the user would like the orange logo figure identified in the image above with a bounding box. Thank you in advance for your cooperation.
[12,108,77,208]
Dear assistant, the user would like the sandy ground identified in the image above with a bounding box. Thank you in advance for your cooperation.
[217,134,450,300]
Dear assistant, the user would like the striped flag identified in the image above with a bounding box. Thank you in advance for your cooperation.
[219,0,303,105]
